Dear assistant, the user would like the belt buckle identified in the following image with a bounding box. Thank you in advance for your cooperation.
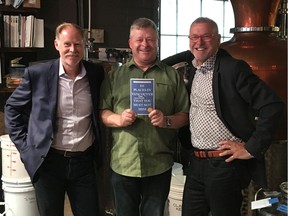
[63,151,72,158]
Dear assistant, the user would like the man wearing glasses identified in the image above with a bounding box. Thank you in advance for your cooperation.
[162,17,284,216]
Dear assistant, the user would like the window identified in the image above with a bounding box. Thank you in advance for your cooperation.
[159,0,235,59]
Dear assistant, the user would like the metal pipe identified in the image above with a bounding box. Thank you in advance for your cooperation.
[279,0,288,39]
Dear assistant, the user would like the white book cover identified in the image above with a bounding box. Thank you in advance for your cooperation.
[24,15,34,47]
[10,15,19,48]
[20,15,26,47]
[3,15,10,47]
[33,18,44,48]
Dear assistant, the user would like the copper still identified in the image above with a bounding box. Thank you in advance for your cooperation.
[220,1,287,214]
[220,0,287,140]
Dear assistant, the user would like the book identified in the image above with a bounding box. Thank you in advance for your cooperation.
[130,78,155,115]
[33,18,44,47]
[24,15,34,47]
[3,15,10,47]
[10,15,19,48]
[20,14,26,47]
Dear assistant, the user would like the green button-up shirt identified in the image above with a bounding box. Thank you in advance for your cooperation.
[100,59,189,177]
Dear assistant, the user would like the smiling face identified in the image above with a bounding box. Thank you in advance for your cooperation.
[54,25,84,71]
[189,22,221,66]
[128,27,158,70]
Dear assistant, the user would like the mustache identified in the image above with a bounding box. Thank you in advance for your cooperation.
[65,52,79,57]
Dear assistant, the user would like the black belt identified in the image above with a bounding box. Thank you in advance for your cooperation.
[49,146,93,158]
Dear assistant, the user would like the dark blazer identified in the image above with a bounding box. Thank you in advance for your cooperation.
[4,59,105,182]
[162,49,285,187]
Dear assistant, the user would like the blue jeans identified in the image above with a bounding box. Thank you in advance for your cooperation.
[182,155,243,216]
[111,169,172,216]
[33,149,99,216]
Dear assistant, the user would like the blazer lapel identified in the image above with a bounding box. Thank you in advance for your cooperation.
[212,55,225,123]
[47,59,60,124]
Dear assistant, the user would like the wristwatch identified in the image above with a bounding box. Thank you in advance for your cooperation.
[165,116,172,128]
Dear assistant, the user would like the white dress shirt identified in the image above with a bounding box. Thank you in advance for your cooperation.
[51,61,94,152]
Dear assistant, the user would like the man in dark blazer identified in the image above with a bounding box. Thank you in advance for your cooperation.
[162,17,284,216]
[5,22,104,216]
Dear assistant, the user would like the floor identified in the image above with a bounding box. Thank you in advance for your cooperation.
[64,194,73,216]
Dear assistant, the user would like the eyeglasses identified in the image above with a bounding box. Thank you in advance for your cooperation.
[188,34,215,42]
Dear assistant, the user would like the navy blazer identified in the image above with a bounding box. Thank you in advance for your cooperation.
[5,59,105,182]
[162,49,285,187]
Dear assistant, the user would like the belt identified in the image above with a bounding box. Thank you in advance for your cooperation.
[49,146,93,158]
[194,150,225,158]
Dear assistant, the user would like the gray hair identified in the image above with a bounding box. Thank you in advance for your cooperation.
[55,22,84,40]
[129,17,158,38]
[191,17,219,34]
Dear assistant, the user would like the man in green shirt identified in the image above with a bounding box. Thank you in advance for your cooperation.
[99,17,189,216]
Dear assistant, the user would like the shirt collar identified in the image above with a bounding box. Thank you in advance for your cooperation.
[192,51,217,73]
[59,60,86,78]
[127,58,164,71]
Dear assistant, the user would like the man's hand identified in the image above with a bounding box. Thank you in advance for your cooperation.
[148,109,165,127]
[100,109,137,127]
[217,140,254,162]
[120,109,137,127]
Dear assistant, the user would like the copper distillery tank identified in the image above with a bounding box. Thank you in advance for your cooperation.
[220,0,287,140]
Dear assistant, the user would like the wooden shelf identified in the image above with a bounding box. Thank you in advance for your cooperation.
[0,47,41,53]
[0,87,15,93]
[0,5,38,14]
[0,4,41,95]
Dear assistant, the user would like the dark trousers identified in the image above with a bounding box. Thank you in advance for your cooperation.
[111,169,172,216]
[182,155,243,216]
[33,150,99,216]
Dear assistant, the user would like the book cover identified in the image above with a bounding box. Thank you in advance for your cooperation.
[33,18,44,48]
[3,15,10,47]
[24,15,34,47]
[10,15,19,48]
[130,78,155,115]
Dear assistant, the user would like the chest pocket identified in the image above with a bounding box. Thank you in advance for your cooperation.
[154,80,175,114]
